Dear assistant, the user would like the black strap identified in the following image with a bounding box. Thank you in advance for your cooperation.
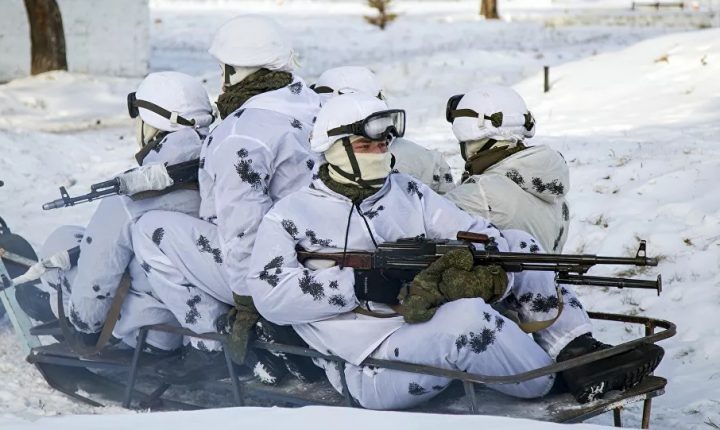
[134,99,196,127]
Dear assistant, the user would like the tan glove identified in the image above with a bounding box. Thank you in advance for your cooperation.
[226,294,260,365]
[438,264,508,303]
[396,248,474,324]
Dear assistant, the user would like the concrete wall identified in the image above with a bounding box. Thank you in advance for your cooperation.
[0,0,149,82]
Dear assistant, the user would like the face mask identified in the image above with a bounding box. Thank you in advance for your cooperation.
[324,139,393,188]
[461,138,517,160]
[135,119,161,148]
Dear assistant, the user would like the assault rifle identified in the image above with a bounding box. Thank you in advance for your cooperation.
[296,231,662,295]
[42,159,200,210]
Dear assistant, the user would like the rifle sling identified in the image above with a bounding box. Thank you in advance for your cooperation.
[351,288,564,333]
[57,271,132,356]
[515,287,564,334]
[352,305,402,319]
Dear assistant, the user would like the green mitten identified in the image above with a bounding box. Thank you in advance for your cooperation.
[397,248,474,323]
[439,264,508,303]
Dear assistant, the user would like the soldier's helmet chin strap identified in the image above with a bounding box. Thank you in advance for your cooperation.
[328,136,395,189]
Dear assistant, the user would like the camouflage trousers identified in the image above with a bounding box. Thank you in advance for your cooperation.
[316,229,592,410]
[38,225,183,351]
[132,211,232,351]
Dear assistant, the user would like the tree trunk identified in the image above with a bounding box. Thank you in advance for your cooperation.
[24,0,68,75]
[480,0,500,19]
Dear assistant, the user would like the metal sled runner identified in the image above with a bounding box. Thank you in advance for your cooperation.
[0,228,675,428]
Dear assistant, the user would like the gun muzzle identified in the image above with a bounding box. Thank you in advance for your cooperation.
[42,199,66,210]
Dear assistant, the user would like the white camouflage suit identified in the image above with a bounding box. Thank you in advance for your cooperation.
[391,137,455,194]
[446,145,570,253]
[39,127,207,351]
[132,78,321,351]
[246,171,592,410]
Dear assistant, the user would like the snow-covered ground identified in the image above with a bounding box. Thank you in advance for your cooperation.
[1,1,718,429]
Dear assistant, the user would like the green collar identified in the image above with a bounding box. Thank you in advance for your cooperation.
[318,163,379,203]
[216,68,293,119]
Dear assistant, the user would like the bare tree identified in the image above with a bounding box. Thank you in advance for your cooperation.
[480,0,500,19]
[364,0,398,30]
[23,0,68,75]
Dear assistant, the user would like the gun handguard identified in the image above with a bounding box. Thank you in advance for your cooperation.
[42,158,200,210]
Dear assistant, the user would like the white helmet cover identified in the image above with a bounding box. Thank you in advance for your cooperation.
[135,71,213,132]
[450,85,535,143]
[310,93,389,153]
[209,15,295,71]
[314,66,382,98]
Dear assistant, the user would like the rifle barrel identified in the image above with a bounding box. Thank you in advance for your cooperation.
[557,274,662,295]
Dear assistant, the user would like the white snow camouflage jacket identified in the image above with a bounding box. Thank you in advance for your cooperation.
[197,77,321,297]
[247,170,511,365]
[446,145,570,253]
[67,127,206,330]
[391,137,454,194]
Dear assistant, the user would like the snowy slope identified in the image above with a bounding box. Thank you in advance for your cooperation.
[513,28,720,429]
[0,1,717,429]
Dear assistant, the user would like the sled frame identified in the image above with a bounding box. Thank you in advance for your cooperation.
[133,311,673,428]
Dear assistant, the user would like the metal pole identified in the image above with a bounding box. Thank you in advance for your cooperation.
[544,66,550,93]
[613,407,623,427]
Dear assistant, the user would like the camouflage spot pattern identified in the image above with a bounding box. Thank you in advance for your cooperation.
[196,235,223,264]
[406,180,424,200]
[408,382,429,396]
[299,270,325,301]
[69,308,91,332]
[140,261,151,273]
[306,159,315,171]
[185,295,202,324]
[152,227,165,246]
[363,205,384,219]
[328,294,347,308]
[235,149,268,194]
[259,256,284,287]
[531,177,565,195]
[505,169,525,186]
[305,229,333,247]
[290,118,303,130]
[289,82,303,94]
[281,219,299,239]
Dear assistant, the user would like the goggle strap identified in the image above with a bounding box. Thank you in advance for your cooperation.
[448,109,504,128]
[134,99,196,127]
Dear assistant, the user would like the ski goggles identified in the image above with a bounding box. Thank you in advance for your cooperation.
[445,94,535,131]
[327,109,406,141]
[127,92,196,127]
